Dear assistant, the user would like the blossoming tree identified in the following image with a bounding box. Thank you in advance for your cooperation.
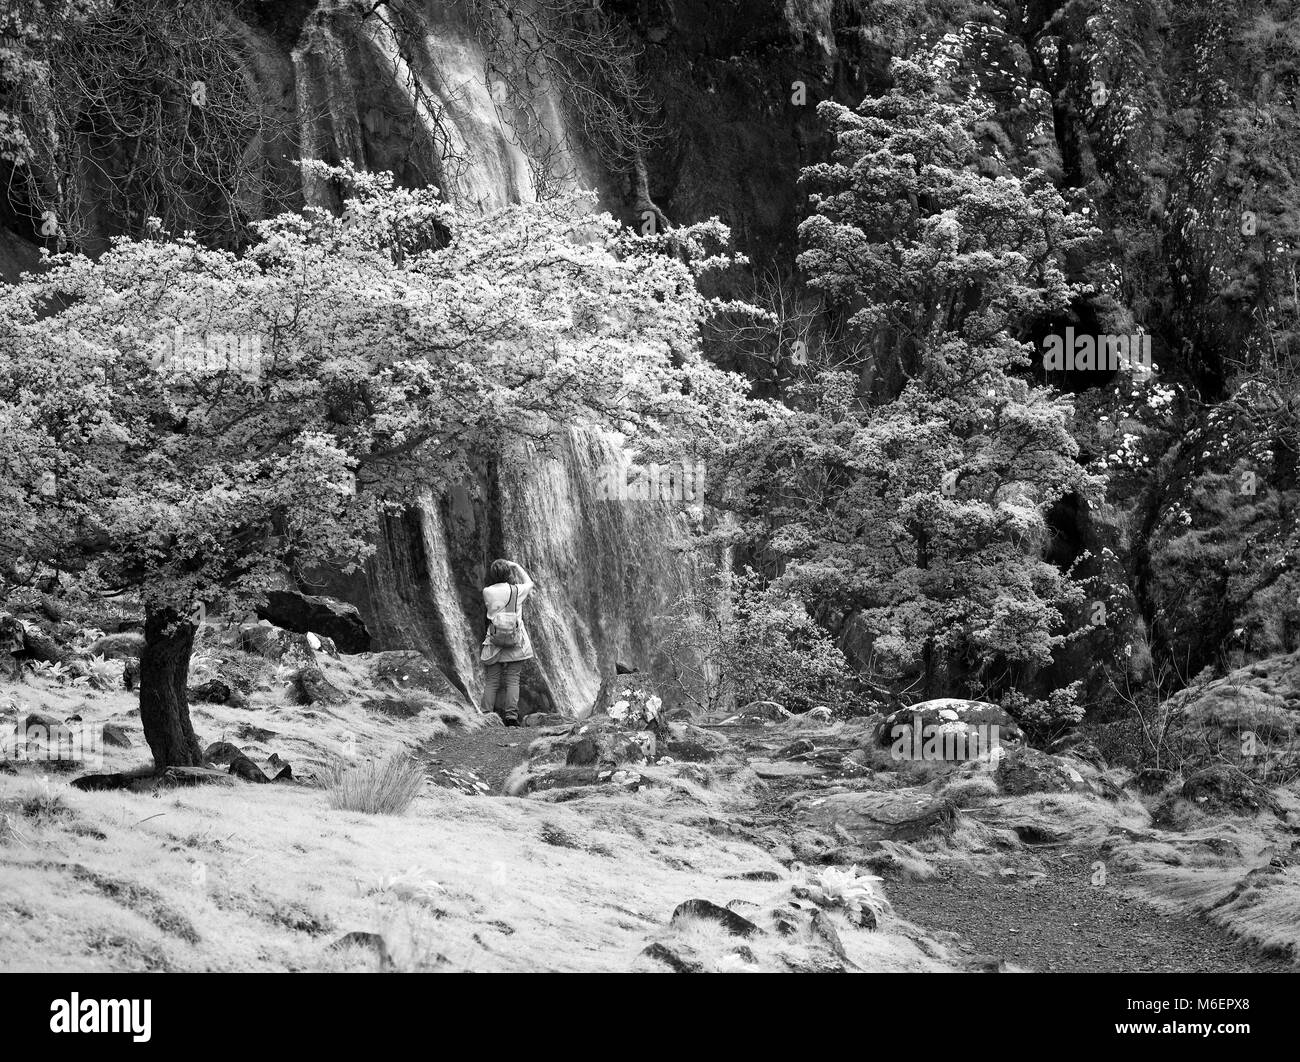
[0,163,749,769]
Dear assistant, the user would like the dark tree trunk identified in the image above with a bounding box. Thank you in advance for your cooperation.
[140,607,205,769]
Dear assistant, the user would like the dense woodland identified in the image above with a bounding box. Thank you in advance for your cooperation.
[0,0,1297,787]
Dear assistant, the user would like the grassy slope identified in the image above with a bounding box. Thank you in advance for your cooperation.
[0,650,953,973]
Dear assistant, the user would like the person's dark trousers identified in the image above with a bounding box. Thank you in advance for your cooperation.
[483,660,523,722]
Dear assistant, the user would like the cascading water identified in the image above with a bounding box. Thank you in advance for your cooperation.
[291,0,583,211]
[287,2,708,716]
[416,495,484,703]
[495,432,708,717]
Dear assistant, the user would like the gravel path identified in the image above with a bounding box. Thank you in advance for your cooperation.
[423,718,1292,972]
[417,722,535,795]
[888,851,1291,972]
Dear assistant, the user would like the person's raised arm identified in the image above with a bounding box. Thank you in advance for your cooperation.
[512,562,534,599]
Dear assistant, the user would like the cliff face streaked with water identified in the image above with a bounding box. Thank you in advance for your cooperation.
[312,432,708,716]
[0,0,871,714]
[261,2,708,716]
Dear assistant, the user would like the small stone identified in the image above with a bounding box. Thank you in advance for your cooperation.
[670,898,761,938]
[640,941,703,973]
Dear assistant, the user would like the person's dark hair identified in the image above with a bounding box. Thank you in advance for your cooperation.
[488,559,516,585]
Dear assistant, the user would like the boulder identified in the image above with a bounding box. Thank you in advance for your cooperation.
[22,712,68,746]
[523,712,567,727]
[256,591,371,653]
[205,740,290,783]
[1179,763,1282,816]
[362,696,425,719]
[1,614,69,667]
[238,623,317,665]
[204,741,243,765]
[661,722,731,763]
[329,931,392,970]
[306,632,340,658]
[371,650,468,706]
[1158,653,1300,775]
[560,715,657,767]
[670,899,761,938]
[876,699,1021,760]
[640,942,704,973]
[0,614,25,679]
[293,666,347,707]
[86,632,144,659]
[14,622,68,665]
[995,747,1093,796]
[737,700,791,722]
[794,790,961,844]
[188,679,232,705]
[101,723,132,748]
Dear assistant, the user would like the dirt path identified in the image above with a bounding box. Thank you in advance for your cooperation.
[417,720,537,796]
[420,717,1290,972]
[710,721,1290,973]
[887,853,1290,972]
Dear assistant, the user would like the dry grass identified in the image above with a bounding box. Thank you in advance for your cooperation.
[325,755,426,815]
[0,653,957,972]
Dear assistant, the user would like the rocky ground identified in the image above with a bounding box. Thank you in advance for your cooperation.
[2,609,1299,972]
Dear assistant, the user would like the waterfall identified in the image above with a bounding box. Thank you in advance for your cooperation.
[291,0,586,212]
[284,3,700,717]
[417,495,484,704]
[496,431,706,717]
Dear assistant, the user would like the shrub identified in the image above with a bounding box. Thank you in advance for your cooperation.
[326,755,426,815]
[1001,681,1086,746]
[85,654,122,691]
[659,569,855,715]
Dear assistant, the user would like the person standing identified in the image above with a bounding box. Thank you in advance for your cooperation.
[481,558,534,726]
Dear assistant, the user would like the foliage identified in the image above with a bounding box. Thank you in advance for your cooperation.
[83,652,119,690]
[659,568,854,715]
[2,0,297,249]
[0,162,749,628]
[1000,679,1085,746]
[714,57,1102,698]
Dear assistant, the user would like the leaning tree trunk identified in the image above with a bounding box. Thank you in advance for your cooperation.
[140,607,205,769]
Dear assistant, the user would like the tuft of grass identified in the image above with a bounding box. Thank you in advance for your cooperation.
[326,755,426,815]
[2,782,74,828]
[0,809,28,846]
[540,822,581,848]
[941,776,999,809]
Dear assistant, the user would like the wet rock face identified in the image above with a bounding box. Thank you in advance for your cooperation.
[626,0,888,262]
